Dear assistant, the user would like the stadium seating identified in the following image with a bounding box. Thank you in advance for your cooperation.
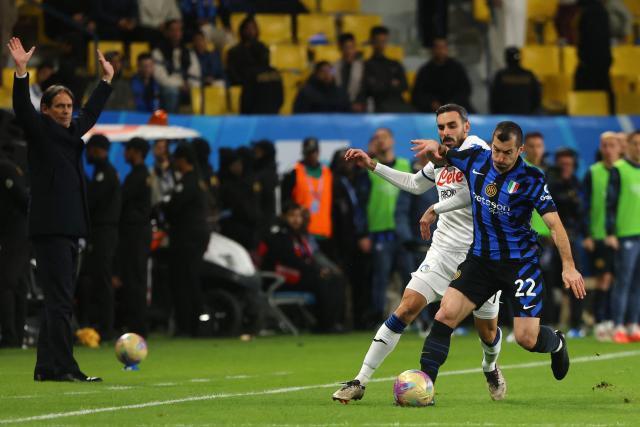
[269,44,308,71]
[311,44,341,63]
[362,45,405,61]
[340,14,383,44]
[230,14,293,45]
[300,0,318,12]
[228,85,242,114]
[87,40,125,75]
[473,0,491,23]
[611,45,640,79]
[527,0,559,23]
[320,0,361,13]
[128,42,151,73]
[521,45,560,79]
[297,14,337,44]
[191,86,228,115]
[615,93,640,114]
[279,71,304,115]
[2,67,37,90]
[567,91,610,116]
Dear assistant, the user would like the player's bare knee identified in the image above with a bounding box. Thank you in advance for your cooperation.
[514,330,537,350]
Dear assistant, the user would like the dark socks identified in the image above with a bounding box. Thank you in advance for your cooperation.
[530,325,561,353]
[593,290,609,323]
[419,320,454,383]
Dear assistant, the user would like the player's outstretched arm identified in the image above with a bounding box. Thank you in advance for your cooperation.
[344,148,434,195]
[411,139,447,166]
[543,211,587,299]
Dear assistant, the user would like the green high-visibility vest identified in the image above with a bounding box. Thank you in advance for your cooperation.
[588,162,610,240]
[613,159,640,238]
[367,158,411,233]
[524,158,551,237]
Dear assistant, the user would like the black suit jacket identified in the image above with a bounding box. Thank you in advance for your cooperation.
[12,73,112,237]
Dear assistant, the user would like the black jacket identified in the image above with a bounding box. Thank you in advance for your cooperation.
[363,54,411,112]
[293,78,351,113]
[163,170,209,245]
[412,58,473,113]
[0,156,29,237]
[87,158,121,227]
[121,164,151,226]
[490,66,541,115]
[12,74,112,237]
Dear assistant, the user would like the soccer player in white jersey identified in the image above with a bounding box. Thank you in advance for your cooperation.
[332,104,506,403]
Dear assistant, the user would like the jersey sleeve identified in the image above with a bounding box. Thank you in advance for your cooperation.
[532,177,557,216]
[432,183,471,214]
[372,161,435,195]
[445,145,482,174]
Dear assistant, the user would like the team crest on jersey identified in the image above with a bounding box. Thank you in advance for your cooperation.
[507,180,520,194]
[484,183,498,197]
[453,270,461,280]
[419,264,430,273]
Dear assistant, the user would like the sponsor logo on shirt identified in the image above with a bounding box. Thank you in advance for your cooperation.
[437,168,464,187]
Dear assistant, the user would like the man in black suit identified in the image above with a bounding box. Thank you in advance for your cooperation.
[8,37,113,382]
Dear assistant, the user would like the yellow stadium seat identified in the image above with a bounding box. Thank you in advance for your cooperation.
[87,41,125,75]
[270,44,308,71]
[611,45,640,77]
[616,93,640,114]
[129,42,151,73]
[0,87,12,109]
[228,85,242,114]
[473,0,491,23]
[297,14,337,43]
[231,14,293,44]
[191,86,228,115]
[311,44,341,63]
[561,46,577,76]
[300,0,318,12]
[280,71,305,114]
[320,0,361,13]
[341,14,383,44]
[521,45,560,79]
[527,0,559,23]
[567,91,610,116]
[624,0,640,18]
[362,45,405,62]
[2,67,37,90]
[541,75,571,113]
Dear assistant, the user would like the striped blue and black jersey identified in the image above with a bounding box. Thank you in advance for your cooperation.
[445,145,557,261]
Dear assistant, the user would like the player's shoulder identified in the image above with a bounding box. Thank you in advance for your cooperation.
[521,159,547,181]
[460,135,490,151]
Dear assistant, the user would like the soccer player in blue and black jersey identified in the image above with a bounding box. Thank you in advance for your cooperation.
[412,121,586,397]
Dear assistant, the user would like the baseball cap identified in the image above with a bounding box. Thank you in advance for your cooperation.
[302,137,319,154]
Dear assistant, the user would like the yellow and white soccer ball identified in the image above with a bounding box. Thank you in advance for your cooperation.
[393,369,435,407]
[115,333,148,367]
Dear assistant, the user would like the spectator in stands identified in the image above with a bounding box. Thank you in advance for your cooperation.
[226,16,283,114]
[29,62,55,110]
[87,51,135,110]
[281,138,334,257]
[180,0,233,52]
[192,31,225,86]
[293,62,351,114]
[149,139,175,207]
[417,0,448,48]
[487,0,527,69]
[260,202,346,333]
[490,47,541,115]
[606,0,633,42]
[91,0,143,41]
[575,0,613,107]
[252,140,279,240]
[0,1,17,84]
[330,149,371,329]
[43,0,94,65]
[218,148,262,250]
[152,19,201,113]
[192,137,220,231]
[546,148,585,337]
[334,33,365,112]
[583,132,623,341]
[362,26,412,113]
[138,0,182,46]
[131,53,161,112]
[412,38,473,113]
[607,131,640,343]
[555,0,580,44]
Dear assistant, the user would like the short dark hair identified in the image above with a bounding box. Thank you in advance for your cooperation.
[41,85,74,108]
[524,131,544,141]
[282,201,302,214]
[165,18,181,29]
[555,147,577,161]
[338,32,355,46]
[493,121,523,147]
[137,52,152,63]
[314,61,331,73]
[375,127,393,136]
[435,104,468,123]
[370,25,389,39]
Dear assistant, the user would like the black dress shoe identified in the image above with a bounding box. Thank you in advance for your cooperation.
[34,370,55,381]
[54,372,103,382]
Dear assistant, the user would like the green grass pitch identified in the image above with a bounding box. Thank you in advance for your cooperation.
[0,332,638,426]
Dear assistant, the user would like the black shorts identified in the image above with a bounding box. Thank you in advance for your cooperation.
[449,255,544,318]
[591,240,614,275]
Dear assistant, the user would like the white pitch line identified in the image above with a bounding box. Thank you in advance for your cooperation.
[0,349,638,425]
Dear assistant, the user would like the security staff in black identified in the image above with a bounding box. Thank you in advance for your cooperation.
[9,37,113,382]
[118,137,152,337]
[0,148,29,348]
[82,134,121,341]
[162,143,210,337]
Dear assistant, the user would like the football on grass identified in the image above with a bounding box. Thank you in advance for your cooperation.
[393,369,434,407]
[115,333,148,366]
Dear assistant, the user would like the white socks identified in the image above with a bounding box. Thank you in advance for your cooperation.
[480,327,503,372]
[355,324,402,385]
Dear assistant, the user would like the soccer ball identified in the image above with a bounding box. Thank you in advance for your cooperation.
[393,369,434,407]
[115,333,148,367]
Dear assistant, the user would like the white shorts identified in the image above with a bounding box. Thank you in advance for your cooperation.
[406,246,501,320]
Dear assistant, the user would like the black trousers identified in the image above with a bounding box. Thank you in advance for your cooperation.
[32,236,81,376]
[119,224,151,337]
[0,235,29,347]
[169,234,209,336]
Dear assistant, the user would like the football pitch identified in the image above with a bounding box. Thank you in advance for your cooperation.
[0,332,638,426]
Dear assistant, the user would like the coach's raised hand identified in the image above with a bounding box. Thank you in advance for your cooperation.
[7,37,35,76]
[344,148,377,171]
[97,49,114,84]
